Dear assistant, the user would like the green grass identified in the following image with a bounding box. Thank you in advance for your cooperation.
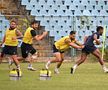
[0,62,108,90]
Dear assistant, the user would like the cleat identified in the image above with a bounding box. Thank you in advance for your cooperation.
[104,69,108,73]
[54,68,59,74]
[27,67,36,71]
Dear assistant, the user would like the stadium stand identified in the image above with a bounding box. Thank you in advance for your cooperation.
[20,0,108,43]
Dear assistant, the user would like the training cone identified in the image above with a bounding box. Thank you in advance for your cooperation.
[9,68,22,81]
[39,69,51,80]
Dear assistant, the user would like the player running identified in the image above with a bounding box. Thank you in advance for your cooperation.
[71,26,108,74]
[45,31,84,74]
[0,20,23,71]
[21,20,48,71]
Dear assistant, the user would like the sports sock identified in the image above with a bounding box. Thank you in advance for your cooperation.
[73,64,78,70]
[28,64,32,67]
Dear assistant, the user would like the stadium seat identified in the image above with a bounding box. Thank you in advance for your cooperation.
[54,35,61,41]
[81,0,89,5]
[39,0,46,4]
[49,30,54,36]
[103,5,108,10]
[98,0,105,5]
[65,10,73,16]
[60,30,68,36]
[26,4,34,10]
[83,10,91,16]
[74,10,83,16]
[91,10,100,16]
[20,0,108,45]
[0,15,10,40]
[55,0,63,5]
[31,9,40,16]
[64,0,73,5]
[51,5,60,10]
[100,10,108,16]
[60,5,67,10]
[73,0,81,5]
[57,9,65,16]
[21,0,29,5]
[95,5,102,10]
[40,9,48,16]
[47,0,55,5]
[90,0,96,5]
[86,5,93,10]
[33,4,43,10]
[78,5,85,10]
[30,0,38,4]
[43,5,50,10]
[70,5,77,10]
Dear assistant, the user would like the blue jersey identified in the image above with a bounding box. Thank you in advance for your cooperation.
[84,32,100,46]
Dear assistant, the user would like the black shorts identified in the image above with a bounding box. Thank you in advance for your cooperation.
[1,45,17,56]
[21,42,36,58]
[53,45,64,53]
[82,45,97,54]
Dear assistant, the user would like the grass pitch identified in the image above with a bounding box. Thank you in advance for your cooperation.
[0,62,108,90]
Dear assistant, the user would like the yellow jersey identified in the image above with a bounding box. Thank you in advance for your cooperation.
[23,27,34,44]
[54,36,76,52]
[4,28,18,46]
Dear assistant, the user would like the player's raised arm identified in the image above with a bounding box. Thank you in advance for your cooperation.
[75,40,83,46]
[34,31,48,41]
[69,42,84,49]
[65,39,84,49]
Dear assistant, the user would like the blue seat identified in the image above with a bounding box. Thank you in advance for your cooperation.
[91,10,100,16]
[54,35,61,41]
[74,10,83,16]
[78,5,85,10]
[86,5,93,10]
[35,16,44,21]
[64,0,73,5]
[33,4,43,10]
[40,9,48,16]
[21,0,29,5]
[73,0,81,5]
[90,0,96,5]
[100,10,108,16]
[57,9,65,16]
[70,5,77,10]
[83,10,91,16]
[47,0,55,5]
[39,0,46,4]
[65,10,73,16]
[30,0,38,4]
[48,9,57,16]
[81,0,89,5]
[55,0,63,5]
[31,9,40,16]
[26,4,34,10]
[98,0,105,5]
[95,5,102,10]
[103,5,108,10]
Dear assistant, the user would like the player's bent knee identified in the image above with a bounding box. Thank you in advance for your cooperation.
[58,59,63,62]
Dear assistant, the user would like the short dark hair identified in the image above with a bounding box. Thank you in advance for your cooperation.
[96,26,103,32]
[70,31,76,35]
[30,20,40,25]
[10,20,17,24]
